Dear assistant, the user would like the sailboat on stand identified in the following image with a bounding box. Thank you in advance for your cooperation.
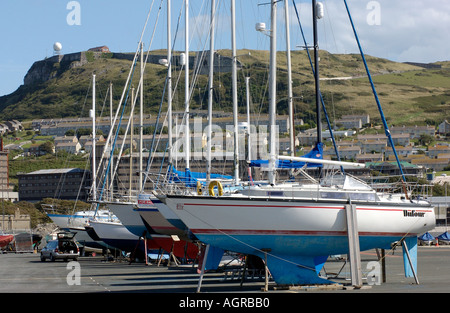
[160,0,436,286]
[95,3,201,262]
[135,0,236,266]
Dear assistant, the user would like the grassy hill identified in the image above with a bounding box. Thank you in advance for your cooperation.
[0,49,449,127]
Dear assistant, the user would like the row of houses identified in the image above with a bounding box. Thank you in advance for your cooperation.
[0,120,23,135]
[322,141,450,172]
[29,121,448,173]
[32,112,292,137]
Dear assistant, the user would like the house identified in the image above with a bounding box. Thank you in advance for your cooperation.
[298,133,317,146]
[367,161,424,177]
[384,146,413,160]
[438,120,450,134]
[411,157,449,172]
[54,135,78,145]
[324,145,361,160]
[27,143,48,156]
[428,145,450,159]
[359,139,387,153]
[390,125,435,139]
[0,124,8,135]
[392,134,411,147]
[355,153,383,163]
[4,120,23,132]
[55,141,82,154]
[79,135,105,152]
[88,46,110,53]
[278,137,300,153]
[335,117,362,129]
[341,114,370,125]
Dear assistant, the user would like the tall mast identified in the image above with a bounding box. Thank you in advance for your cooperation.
[130,87,135,196]
[312,0,323,178]
[206,0,216,183]
[246,76,252,179]
[231,0,239,185]
[139,42,144,191]
[167,0,173,169]
[184,0,190,173]
[268,0,277,185]
[313,0,322,145]
[109,82,113,200]
[91,74,96,202]
[284,0,295,167]
[246,76,251,161]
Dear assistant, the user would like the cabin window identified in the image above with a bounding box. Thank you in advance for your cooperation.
[321,192,378,201]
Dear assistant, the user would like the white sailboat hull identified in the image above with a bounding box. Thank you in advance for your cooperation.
[135,193,190,240]
[162,192,435,284]
[105,202,148,238]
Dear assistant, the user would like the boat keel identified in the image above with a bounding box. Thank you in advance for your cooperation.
[260,253,333,285]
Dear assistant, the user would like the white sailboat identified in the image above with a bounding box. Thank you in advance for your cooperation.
[46,74,118,248]
[160,0,436,285]
[97,4,200,261]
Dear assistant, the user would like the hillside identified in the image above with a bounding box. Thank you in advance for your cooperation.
[1,49,449,127]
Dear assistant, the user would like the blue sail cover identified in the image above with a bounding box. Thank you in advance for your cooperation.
[437,231,450,241]
[250,142,324,169]
[167,164,233,187]
[418,232,434,241]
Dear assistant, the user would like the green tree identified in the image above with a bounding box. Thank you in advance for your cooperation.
[65,129,76,136]
[418,134,434,146]
[40,141,54,154]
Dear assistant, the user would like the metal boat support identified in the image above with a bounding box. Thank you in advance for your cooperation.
[345,203,362,287]
[402,236,419,284]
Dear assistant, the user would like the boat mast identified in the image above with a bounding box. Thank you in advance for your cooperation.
[312,0,323,177]
[109,82,114,201]
[91,74,96,202]
[206,0,216,184]
[284,0,295,176]
[130,87,134,196]
[231,0,240,185]
[246,76,252,182]
[184,0,191,176]
[167,0,173,173]
[268,0,277,186]
[139,42,144,191]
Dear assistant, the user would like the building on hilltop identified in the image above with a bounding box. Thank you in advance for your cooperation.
[88,46,110,53]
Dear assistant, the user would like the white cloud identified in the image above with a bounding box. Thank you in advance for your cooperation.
[289,0,450,63]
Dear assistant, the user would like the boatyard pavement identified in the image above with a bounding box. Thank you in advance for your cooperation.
[1,246,449,294]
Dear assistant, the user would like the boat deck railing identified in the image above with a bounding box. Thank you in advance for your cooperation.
[145,171,435,202]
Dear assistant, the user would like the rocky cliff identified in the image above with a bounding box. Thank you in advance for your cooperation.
[24,52,88,85]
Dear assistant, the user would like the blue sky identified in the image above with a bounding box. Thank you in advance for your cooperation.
[1,0,449,96]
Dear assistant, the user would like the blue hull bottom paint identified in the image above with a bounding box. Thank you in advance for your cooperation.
[195,233,407,285]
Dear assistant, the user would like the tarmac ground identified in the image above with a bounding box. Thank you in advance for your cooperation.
[1,246,449,310]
